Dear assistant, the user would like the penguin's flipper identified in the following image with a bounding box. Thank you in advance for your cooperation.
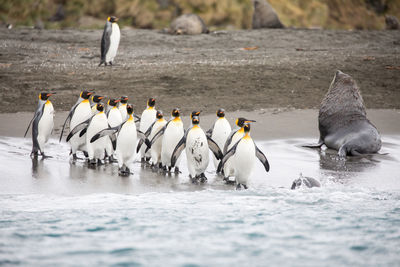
[31,105,45,154]
[171,136,186,168]
[206,128,213,138]
[24,112,39,137]
[207,135,223,160]
[66,117,92,142]
[148,126,167,148]
[135,130,147,153]
[134,113,141,122]
[90,126,119,143]
[145,121,157,137]
[217,139,240,173]
[223,129,238,154]
[255,143,270,172]
[100,22,111,64]
[59,102,80,142]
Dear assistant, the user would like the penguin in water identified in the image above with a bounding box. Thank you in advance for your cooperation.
[206,108,232,171]
[118,96,129,121]
[106,98,122,162]
[143,110,167,169]
[66,91,94,160]
[221,118,256,181]
[144,108,184,174]
[66,104,108,166]
[171,111,223,183]
[99,16,120,66]
[24,92,55,158]
[90,104,146,175]
[90,95,105,115]
[218,123,270,190]
[139,98,157,162]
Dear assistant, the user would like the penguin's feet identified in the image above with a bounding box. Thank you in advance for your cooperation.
[97,159,104,165]
[109,155,118,163]
[199,173,207,183]
[236,183,242,190]
[30,151,39,159]
[118,166,131,176]
[72,153,84,161]
[140,157,146,163]
[190,175,199,184]
[41,153,52,159]
[174,167,181,174]
[83,151,89,158]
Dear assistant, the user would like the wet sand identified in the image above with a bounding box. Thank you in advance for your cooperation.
[0,28,400,114]
[0,109,399,195]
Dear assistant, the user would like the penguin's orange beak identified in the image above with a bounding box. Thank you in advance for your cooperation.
[99,96,104,100]
[47,93,54,97]
[115,99,120,103]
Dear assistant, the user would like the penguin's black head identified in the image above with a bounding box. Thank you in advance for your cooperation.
[80,90,94,100]
[190,111,201,120]
[192,115,200,125]
[156,110,164,119]
[217,108,225,118]
[126,104,134,115]
[147,98,156,107]
[97,103,104,112]
[108,98,120,107]
[171,108,180,117]
[108,16,119,23]
[243,123,251,133]
[236,117,256,127]
[120,96,128,104]
[39,92,54,101]
[92,95,104,103]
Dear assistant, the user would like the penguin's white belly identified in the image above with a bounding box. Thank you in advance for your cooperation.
[108,108,123,127]
[224,130,244,177]
[91,105,99,115]
[211,119,231,168]
[185,128,209,177]
[161,121,184,167]
[37,103,54,151]
[234,139,256,185]
[106,23,120,63]
[87,113,108,160]
[139,109,157,157]
[149,120,167,163]
[116,120,137,167]
[69,101,92,153]
[119,105,127,121]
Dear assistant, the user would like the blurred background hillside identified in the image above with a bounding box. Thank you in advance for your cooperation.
[1,0,399,30]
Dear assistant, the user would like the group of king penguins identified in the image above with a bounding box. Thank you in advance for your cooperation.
[25,90,270,189]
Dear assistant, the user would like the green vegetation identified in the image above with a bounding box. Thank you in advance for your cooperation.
[1,0,399,30]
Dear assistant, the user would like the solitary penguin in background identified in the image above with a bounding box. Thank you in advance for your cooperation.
[206,108,232,171]
[218,123,270,190]
[222,118,256,181]
[66,91,94,160]
[99,16,120,66]
[139,98,157,162]
[90,95,105,115]
[90,105,146,175]
[24,92,55,158]
[171,111,223,183]
[144,108,184,174]
[66,104,108,165]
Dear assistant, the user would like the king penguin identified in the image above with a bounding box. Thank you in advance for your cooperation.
[221,117,255,181]
[99,16,120,66]
[146,110,167,168]
[118,96,129,121]
[24,92,55,158]
[170,111,223,183]
[139,98,157,162]
[91,95,105,115]
[206,108,232,171]
[106,98,122,161]
[218,123,270,189]
[90,104,146,175]
[67,90,94,160]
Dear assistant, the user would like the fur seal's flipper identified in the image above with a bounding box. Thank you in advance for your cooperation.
[302,139,324,148]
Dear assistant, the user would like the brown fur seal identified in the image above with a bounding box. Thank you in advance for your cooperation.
[385,15,400,30]
[306,70,381,157]
[169,14,209,35]
[252,0,285,29]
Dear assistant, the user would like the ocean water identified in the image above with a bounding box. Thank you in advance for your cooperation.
[1,136,400,266]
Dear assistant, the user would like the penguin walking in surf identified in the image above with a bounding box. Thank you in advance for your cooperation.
[99,16,120,66]
[170,111,223,183]
[143,110,167,169]
[206,108,231,171]
[218,123,270,190]
[66,104,109,166]
[144,108,184,174]
[221,117,256,181]
[90,104,146,175]
[139,98,157,163]
[24,92,55,158]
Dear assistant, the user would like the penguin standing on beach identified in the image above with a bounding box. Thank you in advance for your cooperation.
[170,111,223,183]
[139,98,157,162]
[106,98,122,161]
[207,109,231,171]
[145,110,167,168]
[118,96,129,120]
[66,104,109,165]
[218,123,270,189]
[24,92,55,158]
[99,16,120,66]
[222,118,255,181]
[90,105,146,175]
